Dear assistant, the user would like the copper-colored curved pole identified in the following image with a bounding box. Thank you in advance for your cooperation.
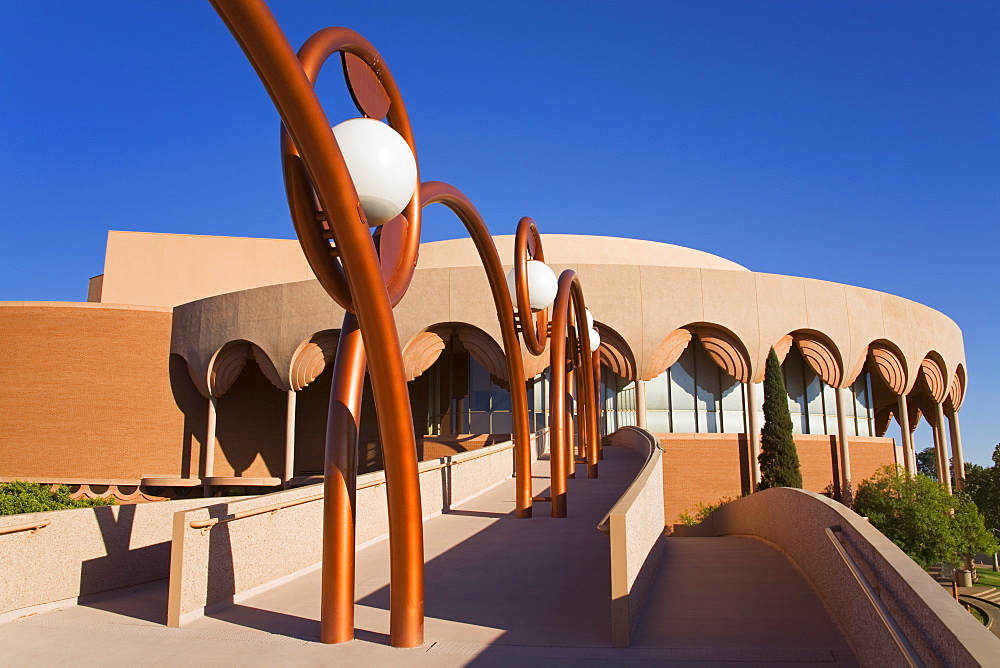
[548,271,573,517]
[420,181,534,518]
[568,282,599,479]
[514,217,549,356]
[282,27,421,310]
[322,313,364,643]
[210,0,424,648]
[548,273,600,514]
[591,349,602,474]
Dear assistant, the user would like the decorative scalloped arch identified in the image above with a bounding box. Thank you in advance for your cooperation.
[793,331,842,388]
[869,341,907,395]
[919,353,947,404]
[772,334,794,365]
[843,349,868,388]
[210,340,285,396]
[175,353,209,398]
[697,326,752,383]
[456,325,508,382]
[644,329,692,381]
[906,394,926,431]
[523,342,551,379]
[402,324,508,382]
[210,341,250,397]
[595,323,637,381]
[402,331,446,381]
[948,364,966,412]
[290,330,339,391]
[874,406,893,438]
[251,346,285,391]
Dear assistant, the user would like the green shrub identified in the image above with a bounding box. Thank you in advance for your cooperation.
[853,465,997,568]
[0,481,117,516]
[678,496,739,525]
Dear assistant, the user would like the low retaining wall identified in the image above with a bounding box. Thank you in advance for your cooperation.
[167,435,531,627]
[0,496,236,622]
[599,426,665,647]
[674,488,1000,664]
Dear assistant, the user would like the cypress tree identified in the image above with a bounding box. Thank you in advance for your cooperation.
[758,347,802,490]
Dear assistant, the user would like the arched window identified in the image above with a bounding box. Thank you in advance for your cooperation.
[409,334,512,436]
[643,341,746,434]
[781,347,874,436]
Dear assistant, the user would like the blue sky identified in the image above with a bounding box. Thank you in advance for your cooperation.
[2,1,997,464]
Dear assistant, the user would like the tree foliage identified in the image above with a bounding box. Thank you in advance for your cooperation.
[0,481,116,516]
[964,443,1000,543]
[757,347,802,490]
[853,465,997,568]
[916,447,938,480]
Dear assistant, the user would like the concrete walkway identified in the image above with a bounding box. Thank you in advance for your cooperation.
[2,447,856,666]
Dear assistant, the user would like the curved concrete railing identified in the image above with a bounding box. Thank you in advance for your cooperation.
[0,496,238,623]
[674,488,1000,665]
[598,426,665,647]
[167,434,536,627]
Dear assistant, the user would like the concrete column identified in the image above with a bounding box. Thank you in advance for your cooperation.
[935,402,952,494]
[284,389,297,489]
[948,409,966,491]
[896,395,914,477]
[835,387,852,503]
[747,382,761,489]
[635,379,647,430]
[203,395,218,497]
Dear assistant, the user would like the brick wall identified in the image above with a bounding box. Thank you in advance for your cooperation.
[0,304,198,481]
[658,432,897,525]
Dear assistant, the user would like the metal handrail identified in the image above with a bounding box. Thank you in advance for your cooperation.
[0,519,51,536]
[190,493,323,530]
[189,439,518,531]
[826,526,924,668]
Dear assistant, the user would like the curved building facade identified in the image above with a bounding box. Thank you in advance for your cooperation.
[0,231,968,521]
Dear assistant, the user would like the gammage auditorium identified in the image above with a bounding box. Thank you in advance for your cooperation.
[0,229,968,523]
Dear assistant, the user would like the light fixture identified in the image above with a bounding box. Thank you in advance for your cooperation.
[585,308,594,330]
[506,260,558,311]
[331,117,417,226]
[589,326,601,352]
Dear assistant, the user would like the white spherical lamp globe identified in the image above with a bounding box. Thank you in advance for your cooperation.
[585,308,594,330]
[506,260,558,312]
[589,327,601,352]
[331,117,417,226]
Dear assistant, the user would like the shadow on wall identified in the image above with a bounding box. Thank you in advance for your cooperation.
[79,504,164,623]
[205,503,236,613]
[217,358,285,477]
[169,354,207,479]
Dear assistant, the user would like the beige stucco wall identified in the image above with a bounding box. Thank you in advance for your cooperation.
[0,496,238,621]
[98,231,316,308]
[96,231,746,309]
[170,261,965,398]
[167,439,519,626]
[416,234,749,272]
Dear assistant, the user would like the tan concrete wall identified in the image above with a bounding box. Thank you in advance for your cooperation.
[416,234,749,272]
[97,231,748,309]
[0,496,237,621]
[603,427,665,647]
[167,437,525,627]
[674,488,1000,665]
[99,231,315,308]
[169,262,965,411]
[0,303,202,482]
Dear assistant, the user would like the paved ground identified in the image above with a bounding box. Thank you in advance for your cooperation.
[953,586,1000,639]
[2,447,856,666]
